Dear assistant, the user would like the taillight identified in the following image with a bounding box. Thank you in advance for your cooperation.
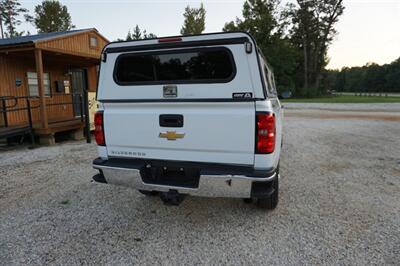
[256,113,275,154]
[94,111,105,146]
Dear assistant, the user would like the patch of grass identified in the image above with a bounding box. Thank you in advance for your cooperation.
[282,95,400,103]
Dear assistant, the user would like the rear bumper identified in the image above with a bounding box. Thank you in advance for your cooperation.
[92,158,277,198]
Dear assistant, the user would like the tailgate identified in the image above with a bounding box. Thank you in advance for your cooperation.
[104,102,255,165]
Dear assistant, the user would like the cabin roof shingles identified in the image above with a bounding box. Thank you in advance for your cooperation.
[0,28,96,47]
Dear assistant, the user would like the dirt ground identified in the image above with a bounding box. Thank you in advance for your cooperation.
[1,104,399,265]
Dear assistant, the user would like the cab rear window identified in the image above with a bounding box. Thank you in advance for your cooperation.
[114,48,236,85]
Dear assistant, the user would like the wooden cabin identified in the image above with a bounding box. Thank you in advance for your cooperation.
[0,28,108,144]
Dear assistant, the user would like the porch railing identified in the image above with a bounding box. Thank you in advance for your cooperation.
[0,96,38,144]
[45,93,85,123]
[0,93,91,144]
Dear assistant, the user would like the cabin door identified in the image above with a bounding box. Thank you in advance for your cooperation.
[70,69,87,117]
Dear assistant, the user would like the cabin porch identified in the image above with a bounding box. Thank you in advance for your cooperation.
[0,29,108,145]
[0,94,87,145]
[0,47,98,144]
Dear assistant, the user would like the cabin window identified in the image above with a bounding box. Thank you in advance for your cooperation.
[27,72,51,97]
[90,36,98,48]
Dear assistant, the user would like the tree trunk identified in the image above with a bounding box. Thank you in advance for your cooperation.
[313,42,328,94]
[302,38,308,95]
[8,12,13,37]
[0,18,4,39]
[314,73,322,92]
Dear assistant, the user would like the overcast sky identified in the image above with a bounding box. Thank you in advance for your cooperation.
[19,0,400,69]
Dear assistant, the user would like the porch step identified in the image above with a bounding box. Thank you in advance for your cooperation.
[0,126,32,139]
[34,119,84,135]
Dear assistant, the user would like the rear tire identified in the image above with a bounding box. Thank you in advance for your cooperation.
[255,165,279,210]
[255,176,279,210]
[138,190,158,196]
[243,198,253,204]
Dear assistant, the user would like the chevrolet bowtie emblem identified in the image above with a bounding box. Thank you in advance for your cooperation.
[159,131,185,141]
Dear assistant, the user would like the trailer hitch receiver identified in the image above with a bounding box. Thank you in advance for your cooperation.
[160,190,186,206]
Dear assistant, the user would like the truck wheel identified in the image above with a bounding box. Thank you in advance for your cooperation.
[243,198,253,204]
[138,190,158,196]
[255,177,279,210]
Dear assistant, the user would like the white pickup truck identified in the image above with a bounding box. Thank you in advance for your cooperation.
[92,32,283,209]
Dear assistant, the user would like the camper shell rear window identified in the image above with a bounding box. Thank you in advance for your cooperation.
[113,47,236,85]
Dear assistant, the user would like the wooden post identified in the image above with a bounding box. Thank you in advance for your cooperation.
[83,69,91,143]
[35,49,48,129]
[1,98,8,128]
[26,99,35,145]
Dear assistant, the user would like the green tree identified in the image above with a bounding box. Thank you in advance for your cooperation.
[180,3,206,35]
[0,0,31,38]
[364,63,385,93]
[323,57,400,94]
[125,25,156,41]
[385,58,400,93]
[131,25,141,40]
[33,0,74,33]
[223,0,299,91]
[286,0,345,96]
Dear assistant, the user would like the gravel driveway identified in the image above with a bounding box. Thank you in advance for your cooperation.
[1,104,399,265]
